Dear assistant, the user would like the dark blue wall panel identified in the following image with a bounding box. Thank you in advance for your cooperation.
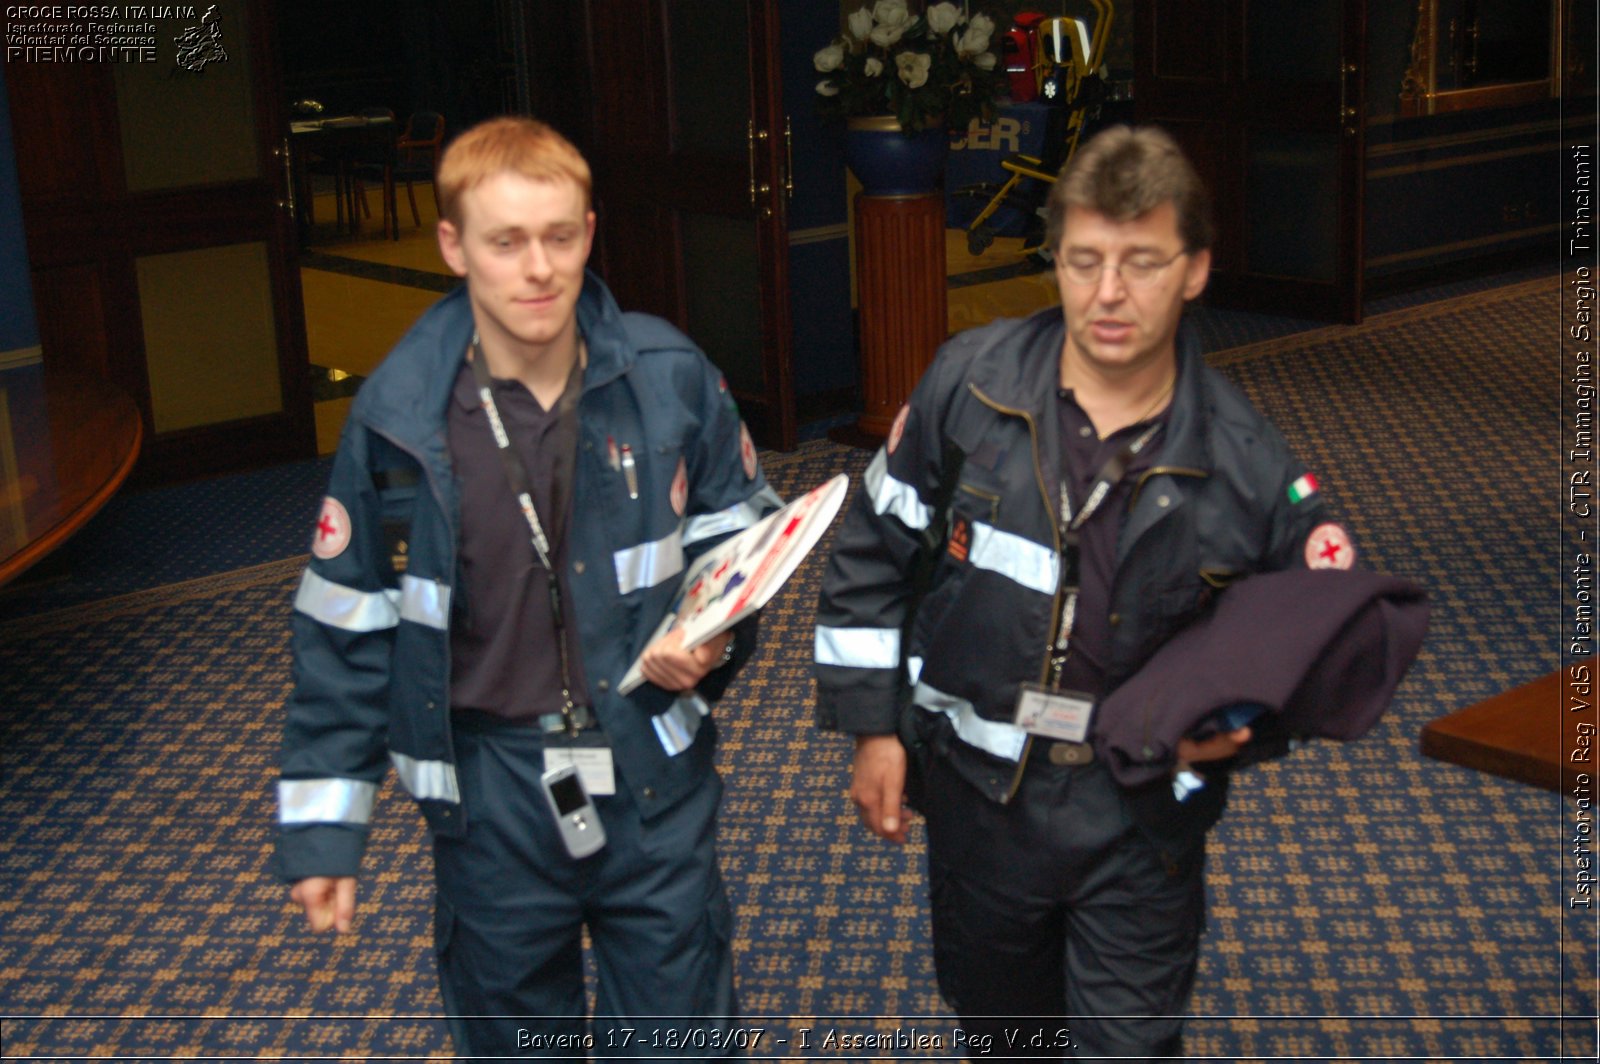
[779,0,855,401]
[0,74,40,356]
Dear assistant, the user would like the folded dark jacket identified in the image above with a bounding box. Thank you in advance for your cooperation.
[1093,569,1430,787]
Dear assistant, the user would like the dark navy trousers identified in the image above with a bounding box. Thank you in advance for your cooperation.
[433,718,738,1061]
[921,753,1205,1061]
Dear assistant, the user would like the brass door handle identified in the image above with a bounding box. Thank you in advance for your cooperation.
[1339,59,1359,136]
[783,117,794,201]
[747,121,769,207]
[281,136,297,216]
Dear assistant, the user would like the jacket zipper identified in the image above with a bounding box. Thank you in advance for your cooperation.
[1119,465,1209,751]
[968,383,1057,802]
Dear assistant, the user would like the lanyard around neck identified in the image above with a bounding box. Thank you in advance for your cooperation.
[1047,419,1164,688]
[467,332,584,731]
[468,336,558,566]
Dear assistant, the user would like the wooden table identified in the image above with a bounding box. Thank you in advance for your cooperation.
[0,365,143,587]
[1420,659,1597,793]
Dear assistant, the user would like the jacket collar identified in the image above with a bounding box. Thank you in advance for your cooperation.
[1159,321,1214,474]
[353,269,634,451]
[965,307,1063,419]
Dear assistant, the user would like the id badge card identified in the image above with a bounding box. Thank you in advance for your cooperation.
[543,738,616,796]
[1013,683,1095,743]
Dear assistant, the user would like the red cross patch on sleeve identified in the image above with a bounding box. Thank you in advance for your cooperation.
[1305,522,1354,570]
[739,422,758,480]
[312,496,352,560]
[887,404,911,455]
[670,457,689,517]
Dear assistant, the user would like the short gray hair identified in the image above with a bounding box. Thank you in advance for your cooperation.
[1046,125,1214,253]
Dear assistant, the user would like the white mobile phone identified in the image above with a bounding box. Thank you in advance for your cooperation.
[540,764,606,859]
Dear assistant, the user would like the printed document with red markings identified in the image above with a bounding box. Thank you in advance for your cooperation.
[618,474,849,694]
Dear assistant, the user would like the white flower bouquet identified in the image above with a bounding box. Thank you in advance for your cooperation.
[814,1,1006,134]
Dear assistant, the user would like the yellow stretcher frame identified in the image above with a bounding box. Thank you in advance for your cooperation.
[963,0,1115,257]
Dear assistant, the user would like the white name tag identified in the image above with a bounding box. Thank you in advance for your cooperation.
[1013,683,1095,744]
[543,747,616,796]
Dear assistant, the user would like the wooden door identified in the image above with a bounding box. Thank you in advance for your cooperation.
[1135,0,1367,323]
[5,1,313,483]
[577,0,796,450]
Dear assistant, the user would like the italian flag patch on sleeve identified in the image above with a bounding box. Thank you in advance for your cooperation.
[1287,473,1320,504]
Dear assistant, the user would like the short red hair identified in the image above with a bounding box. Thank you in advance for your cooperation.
[436,116,592,227]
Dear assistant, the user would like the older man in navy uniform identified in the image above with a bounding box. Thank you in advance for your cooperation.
[815,126,1359,1058]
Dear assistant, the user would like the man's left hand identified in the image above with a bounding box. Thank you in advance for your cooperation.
[1175,726,1252,764]
[638,627,732,692]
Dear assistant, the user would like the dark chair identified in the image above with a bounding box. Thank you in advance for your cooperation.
[393,111,445,226]
[348,107,398,235]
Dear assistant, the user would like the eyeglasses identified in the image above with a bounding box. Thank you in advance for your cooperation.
[1059,250,1188,289]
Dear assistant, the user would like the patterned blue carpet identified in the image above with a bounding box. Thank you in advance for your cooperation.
[0,275,1593,1061]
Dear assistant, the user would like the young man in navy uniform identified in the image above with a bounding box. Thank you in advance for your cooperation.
[277,117,780,1058]
[815,126,1355,1058]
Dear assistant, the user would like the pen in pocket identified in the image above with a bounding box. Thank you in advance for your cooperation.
[619,443,639,499]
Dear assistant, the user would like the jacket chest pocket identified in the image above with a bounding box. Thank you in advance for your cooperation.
[954,481,1000,525]
[374,469,421,587]
[927,476,1002,581]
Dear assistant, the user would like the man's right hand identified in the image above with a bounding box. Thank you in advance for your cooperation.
[290,876,357,934]
[850,734,909,844]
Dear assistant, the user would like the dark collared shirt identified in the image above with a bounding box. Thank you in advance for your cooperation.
[1054,388,1168,698]
[447,355,590,722]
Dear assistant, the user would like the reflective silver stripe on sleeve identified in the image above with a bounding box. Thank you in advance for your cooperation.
[864,449,931,530]
[277,777,379,825]
[914,682,1028,762]
[294,569,400,632]
[653,692,709,756]
[390,751,461,804]
[613,529,685,595]
[815,625,901,669]
[399,574,451,630]
[683,486,785,546]
[969,521,1059,596]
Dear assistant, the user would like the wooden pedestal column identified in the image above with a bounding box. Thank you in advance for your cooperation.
[854,192,947,438]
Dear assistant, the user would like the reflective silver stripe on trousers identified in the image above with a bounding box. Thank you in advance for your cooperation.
[295,569,399,632]
[391,751,461,804]
[277,777,379,825]
[864,449,931,530]
[814,625,901,669]
[653,691,710,756]
[683,486,785,546]
[914,681,1028,762]
[969,521,1059,596]
[399,574,451,630]
[613,529,685,595]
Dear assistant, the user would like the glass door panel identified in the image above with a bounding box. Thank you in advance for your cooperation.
[682,213,764,394]
[113,4,259,192]
[1245,132,1340,282]
[669,0,751,157]
[137,243,283,433]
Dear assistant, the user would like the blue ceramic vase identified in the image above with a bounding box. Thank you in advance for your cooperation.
[844,115,950,197]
